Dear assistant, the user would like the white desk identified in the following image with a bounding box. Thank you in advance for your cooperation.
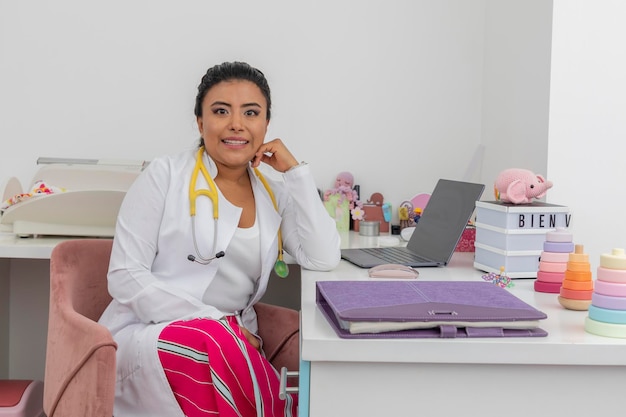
[300,232,626,417]
[0,234,78,380]
[4,230,626,416]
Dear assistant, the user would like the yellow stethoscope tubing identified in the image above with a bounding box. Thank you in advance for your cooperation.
[253,164,284,262]
[189,147,284,265]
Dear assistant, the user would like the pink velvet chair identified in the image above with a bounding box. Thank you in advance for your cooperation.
[43,239,300,417]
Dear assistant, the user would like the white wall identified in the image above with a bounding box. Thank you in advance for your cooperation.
[0,0,484,220]
[481,1,553,189]
[548,0,626,270]
[0,0,552,225]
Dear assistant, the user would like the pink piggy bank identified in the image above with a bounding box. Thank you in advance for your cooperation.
[494,168,553,204]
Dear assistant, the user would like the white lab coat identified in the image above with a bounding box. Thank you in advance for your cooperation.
[98,147,341,417]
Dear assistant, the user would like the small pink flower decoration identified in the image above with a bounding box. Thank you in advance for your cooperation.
[351,206,364,221]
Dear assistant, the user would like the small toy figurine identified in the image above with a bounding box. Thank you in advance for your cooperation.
[399,201,413,230]
[494,168,553,204]
[367,192,384,206]
[323,171,359,206]
[482,267,514,288]
[413,207,422,225]
[323,171,362,231]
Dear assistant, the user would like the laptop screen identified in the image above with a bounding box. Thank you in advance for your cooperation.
[406,179,485,263]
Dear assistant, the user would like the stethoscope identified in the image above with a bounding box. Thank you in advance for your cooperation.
[187,147,289,278]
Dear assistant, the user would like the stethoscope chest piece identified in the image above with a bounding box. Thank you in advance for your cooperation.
[274,259,289,278]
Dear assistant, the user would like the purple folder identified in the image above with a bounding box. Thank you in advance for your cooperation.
[316,280,548,338]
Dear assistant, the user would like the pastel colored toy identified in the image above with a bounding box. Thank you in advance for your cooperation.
[588,305,626,325]
[562,280,594,291]
[536,270,567,283]
[600,248,626,270]
[559,288,593,300]
[585,247,626,338]
[543,241,575,253]
[546,227,573,243]
[594,280,626,297]
[585,317,626,338]
[540,251,570,263]
[535,280,562,293]
[564,270,594,282]
[558,244,594,310]
[538,261,567,273]
[323,171,359,207]
[534,227,573,294]
[494,168,553,204]
[592,293,626,310]
[596,266,626,283]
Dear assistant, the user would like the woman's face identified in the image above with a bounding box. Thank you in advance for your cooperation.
[197,80,269,170]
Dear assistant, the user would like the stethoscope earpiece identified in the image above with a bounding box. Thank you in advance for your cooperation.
[187,251,225,265]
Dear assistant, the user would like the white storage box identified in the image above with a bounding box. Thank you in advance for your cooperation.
[475,223,550,252]
[473,201,570,278]
[474,242,541,278]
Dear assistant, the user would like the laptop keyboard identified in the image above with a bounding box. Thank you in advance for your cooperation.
[361,247,430,264]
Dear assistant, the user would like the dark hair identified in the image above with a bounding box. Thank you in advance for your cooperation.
[194,61,272,121]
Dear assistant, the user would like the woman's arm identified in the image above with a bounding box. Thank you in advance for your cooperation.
[278,163,341,271]
[107,156,224,324]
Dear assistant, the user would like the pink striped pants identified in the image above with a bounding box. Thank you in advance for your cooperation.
[157,317,297,417]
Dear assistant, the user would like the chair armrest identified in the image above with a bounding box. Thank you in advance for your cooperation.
[255,302,300,372]
[44,302,117,417]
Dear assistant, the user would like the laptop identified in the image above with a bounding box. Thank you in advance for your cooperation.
[341,179,485,268]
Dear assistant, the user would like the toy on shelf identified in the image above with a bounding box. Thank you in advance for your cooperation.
[494,168,553,204]
[398,201,424,230]
[558,244,594,311]
[398,202,411,230]
[323,171,361,232]
[353,192,390,233]
[534,228,573,293]
[585,248,626,338]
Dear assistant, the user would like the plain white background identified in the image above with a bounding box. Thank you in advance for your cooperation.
[0,0,551,221]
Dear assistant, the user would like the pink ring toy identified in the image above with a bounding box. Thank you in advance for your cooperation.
[538,261,567,273]
[596,266,626,283]
[540,251,570,263]
[594,280,626,297]
[534,280,561,293]
[536,270,565,283]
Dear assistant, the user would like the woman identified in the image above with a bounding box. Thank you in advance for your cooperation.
[98,61,341,417]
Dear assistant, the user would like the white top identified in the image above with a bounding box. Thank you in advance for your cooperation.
[98,147,341,417]
[203,222,261,312]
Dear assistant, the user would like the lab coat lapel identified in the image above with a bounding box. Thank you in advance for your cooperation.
[249,168,281,302]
